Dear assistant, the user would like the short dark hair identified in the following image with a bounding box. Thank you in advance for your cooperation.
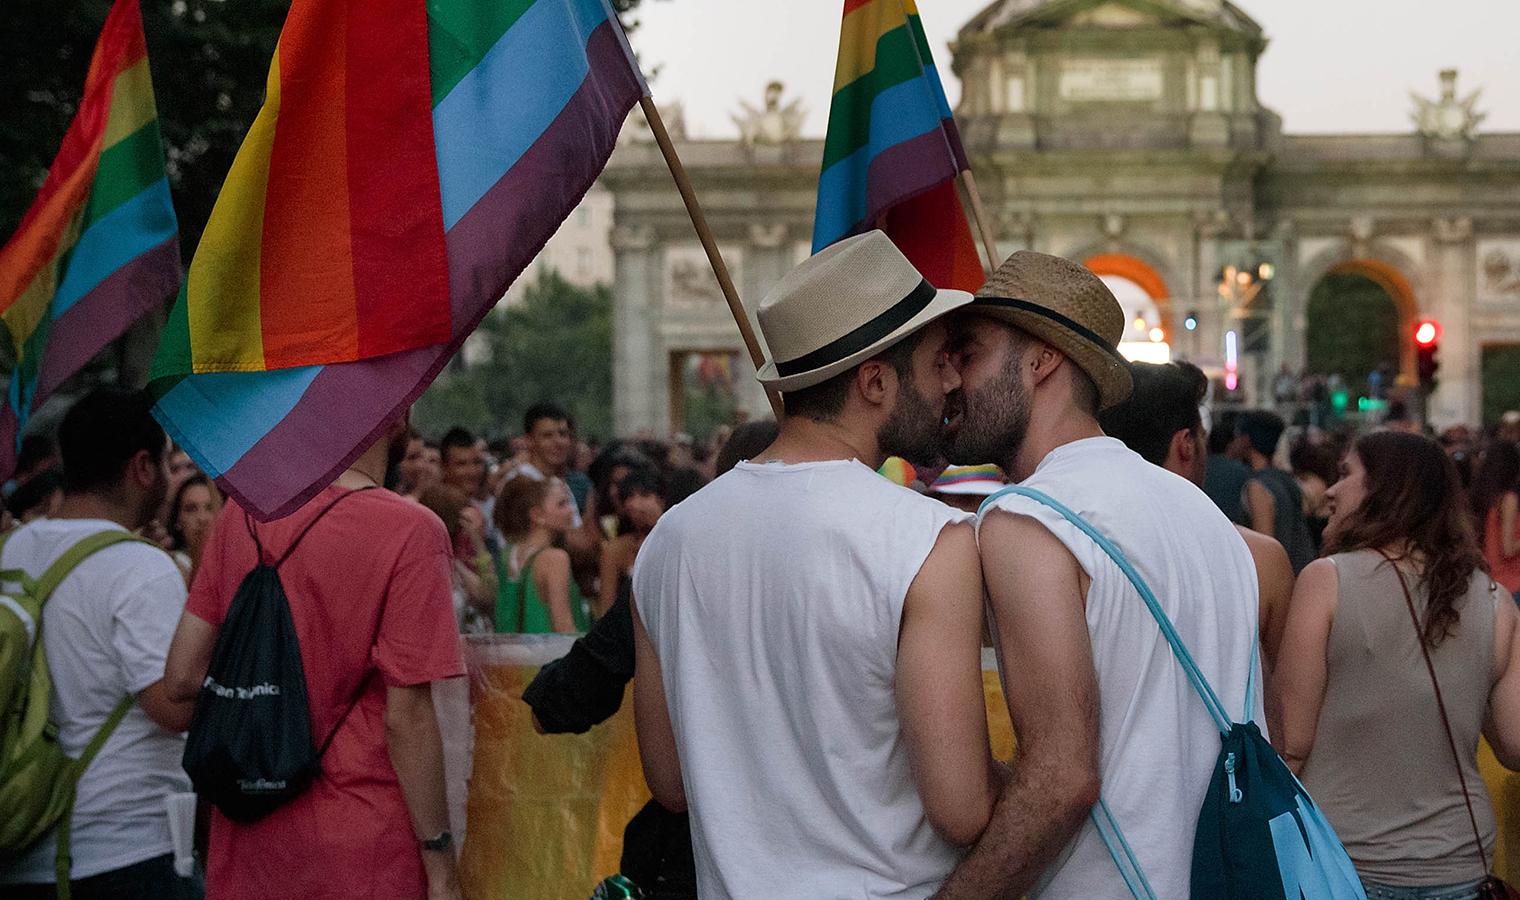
[1099,362,1207,466]
[782,331,923,422]
[617,466,665,502]
[58,388,167,494]
[15,434,56,477]
[524,401,572,435]
[439,426,476,460]
[1238,410,1286,458]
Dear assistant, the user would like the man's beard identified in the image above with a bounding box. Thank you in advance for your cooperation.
[878,378,946,468]
[138,472,170,531]
[944,358,1031,468]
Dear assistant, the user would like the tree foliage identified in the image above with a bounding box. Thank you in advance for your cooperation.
[413,271,614,441]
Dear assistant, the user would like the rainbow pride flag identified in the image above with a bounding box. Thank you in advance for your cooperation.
[153,0,451,377]
[150,0,646,521]
[0,0,179,476]
[813,0,983,292]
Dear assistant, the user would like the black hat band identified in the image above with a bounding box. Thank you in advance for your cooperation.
[973,296,1127,364]
[775,279,938,378]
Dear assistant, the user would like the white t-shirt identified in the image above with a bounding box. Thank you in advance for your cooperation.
[979,437,1263,899]
[0,519,191,883]
[634,459,969,899]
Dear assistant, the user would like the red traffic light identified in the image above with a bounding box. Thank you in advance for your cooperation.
[1413,318,1442,347]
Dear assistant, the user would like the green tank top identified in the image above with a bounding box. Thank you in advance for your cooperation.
[494,545,590,633]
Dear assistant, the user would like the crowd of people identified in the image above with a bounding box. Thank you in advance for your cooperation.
[6,229,1520,900]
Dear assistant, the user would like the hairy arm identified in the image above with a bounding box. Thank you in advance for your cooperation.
[897,522,997,846]
[1485,583,1520,769]
[386,682,460,900]
[533,548,577,633]
[1270,558,1337,773]
[1245,480,1276,538]
[935,512,1101,899]
[632,593,686,812]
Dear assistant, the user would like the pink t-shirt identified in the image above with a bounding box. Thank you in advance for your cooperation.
[187,486,465,900]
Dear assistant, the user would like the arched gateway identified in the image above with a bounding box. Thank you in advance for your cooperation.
[601,0,1520,431]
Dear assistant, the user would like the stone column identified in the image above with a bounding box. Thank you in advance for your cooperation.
[611,224,662,436]
[1429,216,1476,426]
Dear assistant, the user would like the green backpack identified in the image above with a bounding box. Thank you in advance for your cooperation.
[0,529,150,891]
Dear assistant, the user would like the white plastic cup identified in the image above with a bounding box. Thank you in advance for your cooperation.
[164,792,198,878]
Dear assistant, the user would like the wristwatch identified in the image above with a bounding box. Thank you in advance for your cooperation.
[421,831,453,852]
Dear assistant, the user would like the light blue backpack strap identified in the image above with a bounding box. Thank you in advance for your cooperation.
[1091,798,1157,900]
[979,484,1234,733]
[1243,626,1260,721]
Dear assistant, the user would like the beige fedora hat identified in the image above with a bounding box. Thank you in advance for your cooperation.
[968,251,1134,410]
[756,231,973,392]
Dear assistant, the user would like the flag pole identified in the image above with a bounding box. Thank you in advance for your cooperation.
[958,168,1002,274]
[639,96,784,421]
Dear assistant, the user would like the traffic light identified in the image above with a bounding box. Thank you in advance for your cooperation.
[1414,318,1441,390]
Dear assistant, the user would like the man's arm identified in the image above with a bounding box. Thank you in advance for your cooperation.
[898,521,997,846]
[632,593,686,812]
[935,511,1101,900]
[386,682,461,900]
[163,611,217,704]
[1245,480,1276,538]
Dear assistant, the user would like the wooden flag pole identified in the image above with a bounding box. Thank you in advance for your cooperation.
[958,168,1002,275]
[639,96,784,421]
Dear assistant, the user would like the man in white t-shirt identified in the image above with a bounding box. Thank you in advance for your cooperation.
[2,388,199,899]
[936,253,1261,898]
[632,231,1000,899]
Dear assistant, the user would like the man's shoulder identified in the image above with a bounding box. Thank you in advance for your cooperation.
[356,490,451,545]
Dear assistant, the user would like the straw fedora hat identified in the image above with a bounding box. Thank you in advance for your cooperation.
[969,251,1133,410]
[756,231,972,392]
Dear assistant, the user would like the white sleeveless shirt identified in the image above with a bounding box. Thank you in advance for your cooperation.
[979,437,1263,899]
[634,459,969,899]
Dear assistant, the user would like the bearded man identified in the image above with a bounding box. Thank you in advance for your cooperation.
[632,231,1000,898]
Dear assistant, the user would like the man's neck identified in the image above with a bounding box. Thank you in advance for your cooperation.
[753,416,883,470]
[1007,408,1104,482]
[1247,451,1272,472]
[335,439,388,490]
[53,492,138,531]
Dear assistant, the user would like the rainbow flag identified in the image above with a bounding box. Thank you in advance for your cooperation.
[0,0,179,476]
[813,0,983,292]
[152,0,451,377]
[150,0,646,521]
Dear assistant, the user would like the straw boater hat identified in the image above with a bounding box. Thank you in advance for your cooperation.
[756,231,973,392]
[969,251,1133,410]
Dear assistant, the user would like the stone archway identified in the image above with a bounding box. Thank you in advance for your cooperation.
[1327,259,1420,381]
[1296,246,1423,385]
[1082,252,1174,338]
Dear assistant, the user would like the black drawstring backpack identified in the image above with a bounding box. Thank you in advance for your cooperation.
[183,487,377,823]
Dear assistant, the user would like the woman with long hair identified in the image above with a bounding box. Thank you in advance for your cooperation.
[1471,440,1520,599]
[167,473,222,585]
[1275,431,1520,898]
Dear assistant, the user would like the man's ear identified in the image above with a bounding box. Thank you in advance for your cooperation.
[1028,342,1064,389]
[1171,427,1198,468]
[128,448,156,490]
[854,358,897,408]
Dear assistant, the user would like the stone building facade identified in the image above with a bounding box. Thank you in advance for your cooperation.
[601,0,1520,434]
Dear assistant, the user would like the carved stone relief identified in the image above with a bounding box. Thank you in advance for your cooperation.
[665,244,744,309]
[1479,240,1520,303]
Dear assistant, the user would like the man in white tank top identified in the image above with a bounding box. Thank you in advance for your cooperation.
[632,231,1002,898]
[936,252,1263,899]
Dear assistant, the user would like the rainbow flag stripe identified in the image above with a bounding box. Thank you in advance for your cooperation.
[151,0,646,521]
[0,0,179,475]
[813,0,982,292]
[152,0,451,377]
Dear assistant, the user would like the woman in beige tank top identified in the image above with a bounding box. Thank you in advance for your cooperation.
[1275,432,1520,900]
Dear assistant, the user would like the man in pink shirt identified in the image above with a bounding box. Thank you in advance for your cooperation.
[165,413,465,900]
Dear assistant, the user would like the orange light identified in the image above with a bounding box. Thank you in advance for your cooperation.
[1414,319,1442,347]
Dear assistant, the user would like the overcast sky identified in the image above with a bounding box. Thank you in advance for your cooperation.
[628,0,1520,139]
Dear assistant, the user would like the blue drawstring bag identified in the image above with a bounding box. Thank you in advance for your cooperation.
[981,485,1366,900]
